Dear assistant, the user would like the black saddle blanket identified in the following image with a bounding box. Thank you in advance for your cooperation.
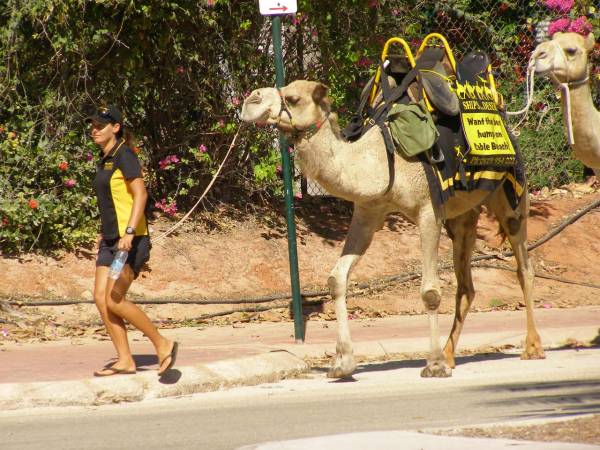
[421,112,526,212]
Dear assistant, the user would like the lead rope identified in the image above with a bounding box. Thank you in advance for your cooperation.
[507,41,589,145]
[505,64,536,135]
[151,125,242,245]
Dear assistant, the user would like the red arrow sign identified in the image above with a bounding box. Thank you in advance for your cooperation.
[269,6,288,11]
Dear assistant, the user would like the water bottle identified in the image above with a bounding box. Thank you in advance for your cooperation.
[108,250,129,280]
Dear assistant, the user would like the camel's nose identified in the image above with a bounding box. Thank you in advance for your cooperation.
[245,89,263,104]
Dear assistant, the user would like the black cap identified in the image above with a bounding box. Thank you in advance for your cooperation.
[85,105,122,124]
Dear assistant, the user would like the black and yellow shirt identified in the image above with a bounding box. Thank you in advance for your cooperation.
[93,140,149,240]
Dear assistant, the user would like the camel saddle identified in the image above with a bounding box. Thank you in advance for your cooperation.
[342,41,525,211]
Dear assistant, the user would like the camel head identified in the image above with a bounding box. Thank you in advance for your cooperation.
[531,32,595,84]
[241,80,331,133]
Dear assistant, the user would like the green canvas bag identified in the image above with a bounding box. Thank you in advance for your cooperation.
[386,101,439,157]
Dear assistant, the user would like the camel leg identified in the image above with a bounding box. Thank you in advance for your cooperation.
[442,209,480,368]
[418,208,451,378]
[486,188,545,360]
[327,205,386,379]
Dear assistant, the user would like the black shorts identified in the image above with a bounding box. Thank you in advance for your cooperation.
[96,236,151,278]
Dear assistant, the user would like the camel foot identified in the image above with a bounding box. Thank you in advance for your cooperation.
[421,360,452,378]
[520,346,546,360]
[327,354,356,379]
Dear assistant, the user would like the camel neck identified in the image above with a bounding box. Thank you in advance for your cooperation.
[293,118,338,178]
[561,81,598,145]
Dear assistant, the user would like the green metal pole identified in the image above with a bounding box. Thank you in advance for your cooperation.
[272,15,304,343]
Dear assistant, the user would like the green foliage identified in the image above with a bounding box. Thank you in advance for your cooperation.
[0,126,98,252]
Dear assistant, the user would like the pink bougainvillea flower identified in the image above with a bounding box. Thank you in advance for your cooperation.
[294,191,303,200]
[64,179,77,188]
[28,199,38,209]
[176,66,185,74]
[568,16,593,36]
[543,0,573,14]
[86,152,93,162]
[207,0,214,6]
[276,165,283,176]
[391,8,401,16]
[155,198,177,217]
[158,154,180,169]
[218,119,225,128]
[547,17,571,37]
[198,144,208,153]
[356,56,372,68]
[58,161,68,171]
[231,97,241,107]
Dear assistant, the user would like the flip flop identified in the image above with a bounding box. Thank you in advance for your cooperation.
[94,366,136,377]
[158,341,179,376]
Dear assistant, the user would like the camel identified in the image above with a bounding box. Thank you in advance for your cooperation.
[531,32,600,175]
[241,80,545,378]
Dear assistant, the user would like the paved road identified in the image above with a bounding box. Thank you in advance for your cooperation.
[2,347,599,450]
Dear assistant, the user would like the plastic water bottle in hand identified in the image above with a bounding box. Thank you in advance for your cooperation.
[109,250,129,280]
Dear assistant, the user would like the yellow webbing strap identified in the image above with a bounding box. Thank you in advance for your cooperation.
[369,37,416,106]
[417,33,502,107]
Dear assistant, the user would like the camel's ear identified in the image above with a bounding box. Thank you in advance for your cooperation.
[312,83,329,104]
[584,32,595,52]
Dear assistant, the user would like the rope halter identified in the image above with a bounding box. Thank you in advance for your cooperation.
[507,40,589,146]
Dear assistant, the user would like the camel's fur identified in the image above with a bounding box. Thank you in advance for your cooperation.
[531,32,600,171]
[241,80,544,378]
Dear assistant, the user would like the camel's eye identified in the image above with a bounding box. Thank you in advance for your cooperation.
[286,95,300,105]
[565,47,577,56]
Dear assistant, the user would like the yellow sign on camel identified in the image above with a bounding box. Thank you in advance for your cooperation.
[453,77,516,166]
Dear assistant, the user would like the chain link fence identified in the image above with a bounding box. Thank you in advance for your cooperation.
[303,1,598,197]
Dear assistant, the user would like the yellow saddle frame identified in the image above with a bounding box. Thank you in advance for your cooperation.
[369,33,503,112]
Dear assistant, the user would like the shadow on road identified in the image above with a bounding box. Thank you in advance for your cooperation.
[311,350,519,375]
[474,378,600,419]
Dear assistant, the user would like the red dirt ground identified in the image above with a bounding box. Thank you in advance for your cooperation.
[2,182,600,325]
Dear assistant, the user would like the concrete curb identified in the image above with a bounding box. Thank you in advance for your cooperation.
[0,350,309,410]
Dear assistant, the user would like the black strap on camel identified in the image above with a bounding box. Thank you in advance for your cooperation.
[342,47,446,156]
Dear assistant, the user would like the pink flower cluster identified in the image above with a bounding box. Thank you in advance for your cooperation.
[548,16,593,37]
[356,56,372,68]
[543,0,574,14]
[158,154,180,170]
[155,198,178,217]
[64,179,77,188]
